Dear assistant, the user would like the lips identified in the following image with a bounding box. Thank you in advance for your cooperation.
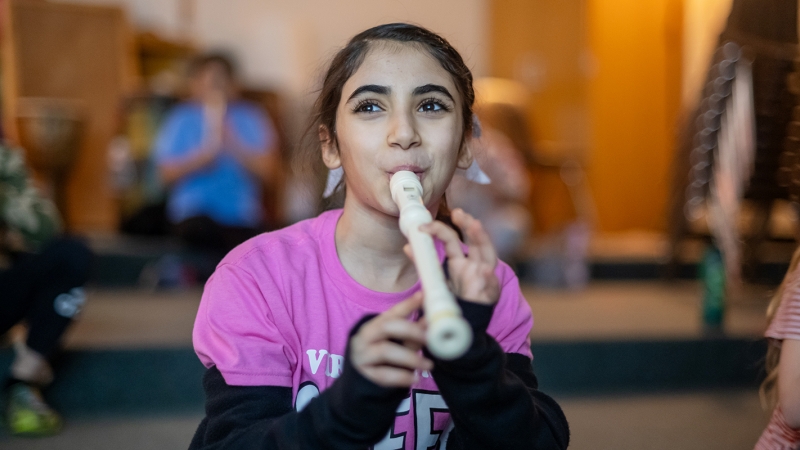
[387,165,426,181]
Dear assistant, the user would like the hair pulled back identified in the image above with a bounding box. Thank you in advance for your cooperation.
[297,23,475,209]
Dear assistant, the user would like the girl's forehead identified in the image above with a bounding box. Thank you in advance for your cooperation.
[343,42,457,96]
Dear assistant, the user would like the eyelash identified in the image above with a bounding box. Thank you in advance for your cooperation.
[419,97,451,113]
[350,97,453,113]
[352,99,381,113]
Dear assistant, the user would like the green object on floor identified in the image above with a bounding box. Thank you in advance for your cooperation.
[4,382,62,436]
[701,245,726,330]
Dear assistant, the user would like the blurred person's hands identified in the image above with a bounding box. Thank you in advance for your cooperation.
[203,90,227,149]
[220,123,276,183]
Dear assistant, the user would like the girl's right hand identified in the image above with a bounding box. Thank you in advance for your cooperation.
[349,291,433,388]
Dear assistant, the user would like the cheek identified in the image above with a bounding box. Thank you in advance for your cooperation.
[423,131,461,190]
[337,135,382,187]
[427,123,463,165]
[339,114,391,157]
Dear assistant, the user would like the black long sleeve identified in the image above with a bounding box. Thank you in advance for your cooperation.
[432,300,570,450]
[189,315,406,450]
[189,301,569,449]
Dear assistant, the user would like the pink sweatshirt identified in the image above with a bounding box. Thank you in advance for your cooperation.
[193,208,533,449]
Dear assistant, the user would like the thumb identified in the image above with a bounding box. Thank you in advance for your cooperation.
[386,290,424,318]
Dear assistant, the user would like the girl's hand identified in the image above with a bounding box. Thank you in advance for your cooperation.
[349,292,433,388]
[411,208,500,305]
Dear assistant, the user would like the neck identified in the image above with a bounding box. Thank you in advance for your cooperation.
[335,199,418,292]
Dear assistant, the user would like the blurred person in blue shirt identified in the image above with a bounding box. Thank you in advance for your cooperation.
[154,53,278,256]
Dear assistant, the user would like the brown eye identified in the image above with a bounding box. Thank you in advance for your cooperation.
[418,98,450,113]
[354,100,383,113]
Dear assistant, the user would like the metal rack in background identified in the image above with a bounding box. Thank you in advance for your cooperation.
[668,0,800,281]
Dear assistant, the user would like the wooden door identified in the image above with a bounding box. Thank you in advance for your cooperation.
[2,0,137,231]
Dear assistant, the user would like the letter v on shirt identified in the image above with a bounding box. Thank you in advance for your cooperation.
[305,349,345,378]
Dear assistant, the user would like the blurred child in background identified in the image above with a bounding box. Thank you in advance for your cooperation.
[154,53,279,257]
[756,246,800,449]
[0,142,92,436]
[447,117,532,263]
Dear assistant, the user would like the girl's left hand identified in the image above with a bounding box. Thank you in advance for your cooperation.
[407,208,500,305]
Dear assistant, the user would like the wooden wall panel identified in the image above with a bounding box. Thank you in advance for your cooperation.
[489,0,684,232]
[2,0,136,231]
[489,0,588,156]
[585,0,683,231]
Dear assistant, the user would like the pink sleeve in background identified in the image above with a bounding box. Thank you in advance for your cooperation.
[767,266,800,341]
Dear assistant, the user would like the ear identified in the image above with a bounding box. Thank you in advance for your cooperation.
[456,140,474,170]
[319,125,341,170]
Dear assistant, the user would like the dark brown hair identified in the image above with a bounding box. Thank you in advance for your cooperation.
[188,52,237,80]
[297,23,475,211]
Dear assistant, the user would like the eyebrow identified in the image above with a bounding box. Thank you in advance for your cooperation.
[346,83,456,103]
[347,84,389,102]
[413,84,454,102]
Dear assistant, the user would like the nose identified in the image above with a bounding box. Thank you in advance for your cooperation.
[387,109,420,150]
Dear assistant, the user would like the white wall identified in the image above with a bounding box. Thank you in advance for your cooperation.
[56,0,489,98]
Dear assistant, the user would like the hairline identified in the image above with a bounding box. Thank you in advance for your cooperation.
[335,39,465,121]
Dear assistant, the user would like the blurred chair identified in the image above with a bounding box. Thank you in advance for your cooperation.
[473,78,595,235]
[455,78,594,286]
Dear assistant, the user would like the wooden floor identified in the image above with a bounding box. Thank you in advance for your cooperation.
[59,280,769,350]
[0,390,769,450]
[0,280,775,450]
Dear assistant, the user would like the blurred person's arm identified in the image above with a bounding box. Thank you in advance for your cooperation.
[222,104,279,185]
[154,104,222,186]
[158,144,220,186]
[778,338,800,428]
[223,128,279,184]
[0,143,60,251]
